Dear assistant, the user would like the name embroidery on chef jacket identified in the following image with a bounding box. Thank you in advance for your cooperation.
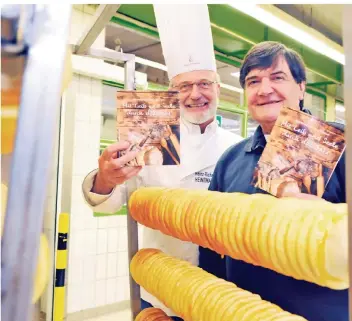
[194,171,213,184]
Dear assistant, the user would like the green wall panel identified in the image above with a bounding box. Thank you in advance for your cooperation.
[118,4,156,26]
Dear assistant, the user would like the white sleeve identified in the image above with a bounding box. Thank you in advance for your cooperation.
[82,169,127,214]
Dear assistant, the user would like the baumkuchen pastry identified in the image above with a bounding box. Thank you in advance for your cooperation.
[131,249,308,321]
[135,307,173,321]
[129,187,348,289]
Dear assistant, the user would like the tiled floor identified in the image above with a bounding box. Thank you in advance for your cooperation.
[85,309,132,321]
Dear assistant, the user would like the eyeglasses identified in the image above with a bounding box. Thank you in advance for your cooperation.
[172,80,217,93]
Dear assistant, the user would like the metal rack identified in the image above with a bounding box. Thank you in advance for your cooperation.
[1,4,140,321]
[1,5,72,321]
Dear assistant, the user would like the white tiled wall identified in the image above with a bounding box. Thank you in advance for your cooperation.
[66,76,131,314]
[64,5,130,315]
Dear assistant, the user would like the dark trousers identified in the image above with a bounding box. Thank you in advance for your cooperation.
[141,299,183,321]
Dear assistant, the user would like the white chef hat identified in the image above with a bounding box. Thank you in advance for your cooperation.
[153,4,217,80]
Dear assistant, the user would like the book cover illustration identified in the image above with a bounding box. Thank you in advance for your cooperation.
[116,91,180,166]
[253,107,345,197]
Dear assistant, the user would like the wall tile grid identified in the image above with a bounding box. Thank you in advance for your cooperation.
[63,6,130,315]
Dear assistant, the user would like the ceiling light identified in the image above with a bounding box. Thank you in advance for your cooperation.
[230,4,345,65]
[231,71,240,78]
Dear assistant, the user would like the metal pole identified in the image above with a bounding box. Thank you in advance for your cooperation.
[1,5,71,321]
[125,58,136,91]
[124,57,141,320]
[343,5,352,321]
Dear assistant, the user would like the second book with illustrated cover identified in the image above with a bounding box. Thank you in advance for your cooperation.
[253,107,345,198]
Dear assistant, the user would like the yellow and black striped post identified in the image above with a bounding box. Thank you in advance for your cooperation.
[53,213,69,321]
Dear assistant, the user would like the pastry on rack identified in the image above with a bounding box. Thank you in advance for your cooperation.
[131,249,308,321]
[135,307,172,321]
[129,187,348,290]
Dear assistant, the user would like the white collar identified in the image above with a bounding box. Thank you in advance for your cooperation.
[180,118,218,135]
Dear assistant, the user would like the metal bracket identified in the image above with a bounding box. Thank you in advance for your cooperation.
[74,4,121,55]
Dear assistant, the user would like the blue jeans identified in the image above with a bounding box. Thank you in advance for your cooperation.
[141,299,184,321]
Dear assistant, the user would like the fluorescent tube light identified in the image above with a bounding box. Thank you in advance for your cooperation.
[230,4,345,65]
[231,71,240,78]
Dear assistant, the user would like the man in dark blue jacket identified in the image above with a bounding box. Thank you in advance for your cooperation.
[199,41,347,321]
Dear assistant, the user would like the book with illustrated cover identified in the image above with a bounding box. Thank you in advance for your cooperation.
[116,91,181,166]
[253,107,345,197]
